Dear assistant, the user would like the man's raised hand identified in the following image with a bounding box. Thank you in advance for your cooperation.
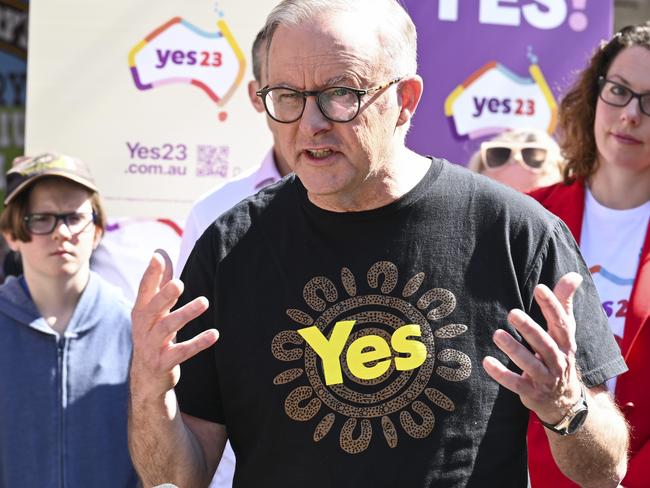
[482,272,584,424]
[130,251,219,399]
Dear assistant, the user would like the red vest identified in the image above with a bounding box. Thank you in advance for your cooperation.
[527,181,650,488]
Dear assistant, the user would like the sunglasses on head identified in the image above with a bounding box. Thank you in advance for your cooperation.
[480,142,549,171]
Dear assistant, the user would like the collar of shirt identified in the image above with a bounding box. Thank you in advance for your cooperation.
[254,148,282,190]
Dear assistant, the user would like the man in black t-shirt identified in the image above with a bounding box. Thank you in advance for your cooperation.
[127,1,629,487]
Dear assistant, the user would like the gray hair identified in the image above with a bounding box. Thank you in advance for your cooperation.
[262,0,417,77]
[251,28,268,83]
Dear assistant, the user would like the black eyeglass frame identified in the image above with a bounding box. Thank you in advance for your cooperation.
[23,211,97,235]
[597,76,650,117]
[256,77,403,124]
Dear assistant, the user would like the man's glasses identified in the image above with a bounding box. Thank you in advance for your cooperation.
[598,77,650,117]
[24,212,96,235]
[256,78,402,123]
[480,142,549,171]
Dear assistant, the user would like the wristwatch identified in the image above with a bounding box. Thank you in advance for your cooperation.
[540,384,589,436]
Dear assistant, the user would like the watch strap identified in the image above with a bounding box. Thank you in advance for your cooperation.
[539,384,588,436]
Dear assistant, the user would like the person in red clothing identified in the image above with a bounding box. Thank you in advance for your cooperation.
[528,22,650,488]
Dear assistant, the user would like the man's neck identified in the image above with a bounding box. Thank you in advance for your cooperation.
[308,150,431,212]
[272,149,292,177]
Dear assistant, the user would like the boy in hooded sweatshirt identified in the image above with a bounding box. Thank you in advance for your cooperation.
[0,153,138,487]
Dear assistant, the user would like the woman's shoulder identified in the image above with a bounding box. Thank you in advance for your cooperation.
[528,179,583,206]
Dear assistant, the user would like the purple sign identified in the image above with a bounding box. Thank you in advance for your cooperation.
[403,0,613,166]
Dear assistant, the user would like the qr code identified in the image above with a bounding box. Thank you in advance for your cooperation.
[196,144,230,177]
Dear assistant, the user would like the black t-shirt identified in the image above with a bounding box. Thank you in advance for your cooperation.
[176,158,625,488]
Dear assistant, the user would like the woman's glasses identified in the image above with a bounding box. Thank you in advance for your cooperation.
[598,77,650,117]
[480,142,549,171]
[23,212,96,235]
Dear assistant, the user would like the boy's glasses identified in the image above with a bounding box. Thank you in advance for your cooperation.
[24,212,96,235]
[480,142,549,171]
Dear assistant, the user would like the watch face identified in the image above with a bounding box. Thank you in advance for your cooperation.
[567,408,588,434]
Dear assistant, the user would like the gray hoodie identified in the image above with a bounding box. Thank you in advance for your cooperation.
[0,272,138,487]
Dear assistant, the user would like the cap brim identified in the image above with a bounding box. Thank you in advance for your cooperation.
[4,171,98,205]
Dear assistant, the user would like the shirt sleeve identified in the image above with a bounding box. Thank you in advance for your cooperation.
[174,228,225,424]
[523,219,628,387]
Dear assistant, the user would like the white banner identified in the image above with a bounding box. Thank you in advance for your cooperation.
[26,0,276,220]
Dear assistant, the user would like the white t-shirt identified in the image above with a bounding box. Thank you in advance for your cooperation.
[579,189,650,393]
[91,217,183,302]
[176,149,282,277]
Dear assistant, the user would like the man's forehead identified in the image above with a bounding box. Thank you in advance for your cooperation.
[266,21,380,85]
[266,56,376,88]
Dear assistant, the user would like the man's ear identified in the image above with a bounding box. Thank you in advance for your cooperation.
[248,80,265,113]
[396,75,423,127]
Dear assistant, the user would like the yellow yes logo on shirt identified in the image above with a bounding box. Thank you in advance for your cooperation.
[273,261,472,454]
[298,320,427,385]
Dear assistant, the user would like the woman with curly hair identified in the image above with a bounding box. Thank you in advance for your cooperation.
[528,23,650,488]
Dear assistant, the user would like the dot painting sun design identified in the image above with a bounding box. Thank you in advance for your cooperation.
[271,261,472,454]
